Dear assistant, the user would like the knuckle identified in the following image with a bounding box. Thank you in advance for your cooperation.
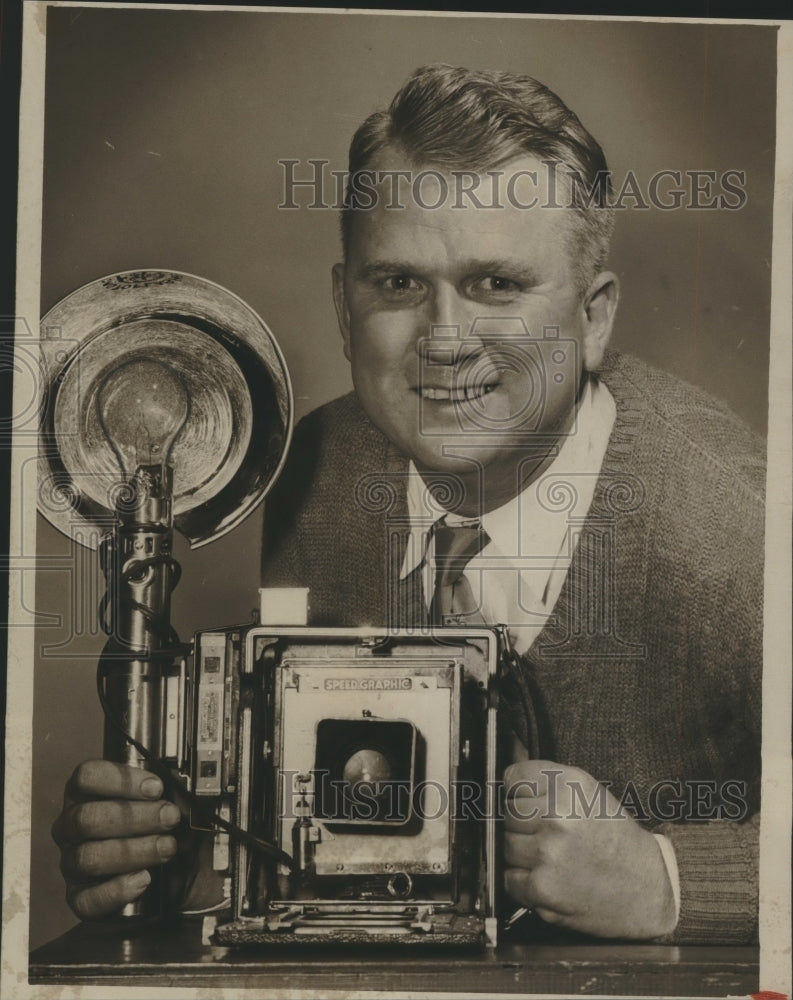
[126,765,152,797]
[530,865,556,905]
[70,760,99,796]
[156,834,177,861]
[67,885,95,921]
[113,764,138,798]
[91,881,117,914]
[504,761,529,784]
[525,759,552,778]
[74,841,102,877]
[503,838,522,868]
[68,762,85,790]
[68,877,124,920]
[70,802,95,838]
[504,868,532,905]
[536,836,559,869]
[536,905,564,926]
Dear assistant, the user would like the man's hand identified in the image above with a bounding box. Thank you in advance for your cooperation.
[503,760,677,939]
[52,760,181,920]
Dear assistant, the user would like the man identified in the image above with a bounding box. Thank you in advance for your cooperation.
[53,65,763,943]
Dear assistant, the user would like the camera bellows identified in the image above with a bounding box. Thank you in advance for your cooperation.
[430,520,490,626]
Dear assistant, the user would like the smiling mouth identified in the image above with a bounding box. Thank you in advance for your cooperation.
[416,382,498,402]
[415,363,501,402]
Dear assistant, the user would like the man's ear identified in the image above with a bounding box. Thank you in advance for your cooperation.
[332,262,352,362]
[581,270,619,370]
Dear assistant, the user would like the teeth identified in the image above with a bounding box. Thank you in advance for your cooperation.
[419,385,495,402]
[420,384,496,401]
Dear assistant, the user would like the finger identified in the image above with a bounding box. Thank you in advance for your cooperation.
[67,760,164,803]
[503,796,545,832]
[61,834,178,880]
[67,870,153,921]
[504,761,567,796]
[504,759,560,782]
[504,777,541,800]
[533,905,568,927]
[504,865,536,908]
[58,799,181,844]
[503,831,541,869]
[504,867,575,919]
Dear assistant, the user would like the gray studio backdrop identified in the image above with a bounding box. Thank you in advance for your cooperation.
[29,8,776,949]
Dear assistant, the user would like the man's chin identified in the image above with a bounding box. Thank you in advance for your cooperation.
[410,444,495,478]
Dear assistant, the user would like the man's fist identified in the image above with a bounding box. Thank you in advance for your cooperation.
[503,759,677,939]
[52,760,181,920]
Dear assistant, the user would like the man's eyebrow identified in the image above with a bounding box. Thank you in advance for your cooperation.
[354,258,541,284]
[355,260,418,281]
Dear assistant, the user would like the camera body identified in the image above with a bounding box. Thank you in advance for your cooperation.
[169,622,504,947]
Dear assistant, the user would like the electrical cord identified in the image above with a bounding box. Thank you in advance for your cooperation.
[98,555,183,656]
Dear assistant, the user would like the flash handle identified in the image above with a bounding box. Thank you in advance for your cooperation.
[99,466,179,918]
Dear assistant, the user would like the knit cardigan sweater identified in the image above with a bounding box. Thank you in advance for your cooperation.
[261,351,765,945]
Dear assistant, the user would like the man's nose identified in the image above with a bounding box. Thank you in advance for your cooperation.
[420,286,485,364]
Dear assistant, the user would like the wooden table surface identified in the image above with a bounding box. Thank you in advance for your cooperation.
[29,914,759,995]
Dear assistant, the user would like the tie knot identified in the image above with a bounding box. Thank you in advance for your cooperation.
[432,521,489,589]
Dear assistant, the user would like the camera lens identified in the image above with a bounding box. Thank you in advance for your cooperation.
[342,748,393,785]
[314,718,417,825]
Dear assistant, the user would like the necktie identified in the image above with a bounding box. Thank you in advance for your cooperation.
[429,520,490,626]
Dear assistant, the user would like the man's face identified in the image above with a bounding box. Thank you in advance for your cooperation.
[333,153,617,492]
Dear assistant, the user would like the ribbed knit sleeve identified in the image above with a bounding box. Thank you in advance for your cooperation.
[656,814,759,944]
[524,352,765,944]
[595,352,764,945]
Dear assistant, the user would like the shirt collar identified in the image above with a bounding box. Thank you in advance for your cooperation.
[400,377,616,582]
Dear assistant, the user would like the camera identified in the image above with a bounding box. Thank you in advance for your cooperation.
[162,610,505,947]
[37,271,511,949]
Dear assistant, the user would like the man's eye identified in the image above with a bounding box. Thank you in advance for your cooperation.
[475,276,520,293]
[381,275,420,293]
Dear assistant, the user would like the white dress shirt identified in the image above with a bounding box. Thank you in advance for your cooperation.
[401,378,615,651]
[399,377,680,925]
